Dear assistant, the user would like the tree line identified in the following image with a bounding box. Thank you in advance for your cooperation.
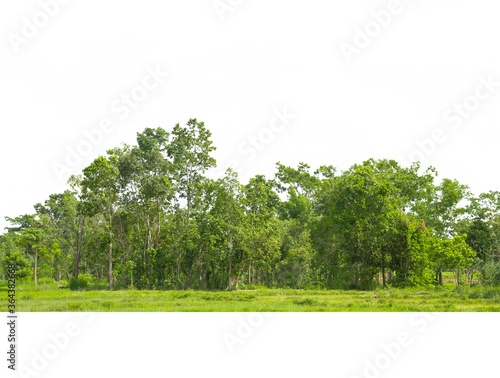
[2,119,500,290]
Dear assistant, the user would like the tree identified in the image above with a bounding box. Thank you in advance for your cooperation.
[274,162,319,287]
[168,119,216,224]
[316,162,400,288]
[428,235,475,286]
[18,226,46,285]
[466,191,500,261]
[239,175,282,288]
[35,190,87,280]
[81,155,120,290]
[211,169,243,290]
[115,128,174,287]
[1,251,33,280]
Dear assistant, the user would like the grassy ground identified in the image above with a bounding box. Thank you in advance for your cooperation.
[2,281,500,311]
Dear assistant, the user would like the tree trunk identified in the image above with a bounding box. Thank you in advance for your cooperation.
[34,247,38,286]
[102,212,113,291]
[108,238,113,290]
[74,215,86,280]
[145,216,152,285]
[198,240,203,288]
[381,250,386,287]
[156,209,161,250]
[228,221,233,290]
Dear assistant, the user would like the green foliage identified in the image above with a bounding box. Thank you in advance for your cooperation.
[38,277,56,285]
[479,260,500,286]
[1,251,33,280]
[69,274,95,291]
[69,278,88,291]
[427,234,476,285]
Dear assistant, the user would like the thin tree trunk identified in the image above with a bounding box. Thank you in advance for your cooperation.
[228,217,234,291]
[102,212,113,291]
[381,250,386,287]
[34,247,38,286]
[145,216,152,285]
[156,209,161,250]
[74,215,86,280]
[108,239,113,290]
[198,239,203,288]
[177,258,181,286]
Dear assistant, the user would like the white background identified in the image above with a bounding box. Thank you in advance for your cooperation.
[1,1,499,377]
[6,312,500,377]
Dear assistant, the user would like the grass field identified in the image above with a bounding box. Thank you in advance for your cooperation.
[2,280,500,312]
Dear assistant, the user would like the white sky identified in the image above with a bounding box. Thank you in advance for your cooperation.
[1,0,499,232]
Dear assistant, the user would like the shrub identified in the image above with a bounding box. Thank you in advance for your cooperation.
[69,274,95,291]
[479,261,500,286]
[1,251,33,280]
[69,278,88,291]
[38,277,56,285]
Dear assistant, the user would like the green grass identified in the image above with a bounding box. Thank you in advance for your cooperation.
[2,282,500,311]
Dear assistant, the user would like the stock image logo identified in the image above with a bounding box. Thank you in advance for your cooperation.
[7,0,71,53]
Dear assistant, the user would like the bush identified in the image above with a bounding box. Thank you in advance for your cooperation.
[69,274,95,291]
[479,261,500,286]
[38,277,56,285]
[1,251,33,280]
[69,278,88,291]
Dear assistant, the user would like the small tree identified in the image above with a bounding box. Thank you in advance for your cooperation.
[18,227,46,285]
[1,251,33,280]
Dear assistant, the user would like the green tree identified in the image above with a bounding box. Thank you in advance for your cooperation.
[18,226,46,285]
[81,155,120,290]
[168,119,216,223]
[1,251,33,280]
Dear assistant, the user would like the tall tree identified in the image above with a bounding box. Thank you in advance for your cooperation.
[81,155,120,290]
[168,119,216,223]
